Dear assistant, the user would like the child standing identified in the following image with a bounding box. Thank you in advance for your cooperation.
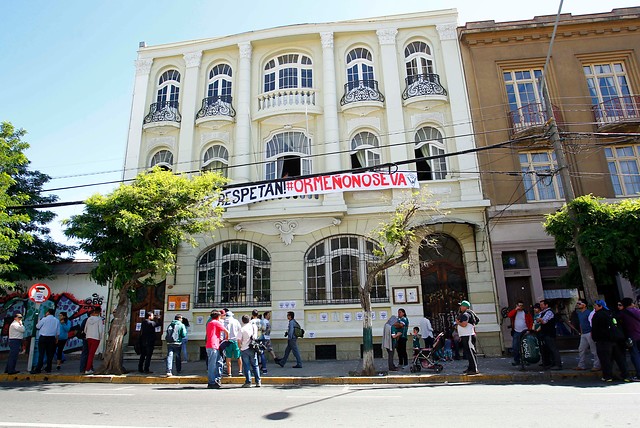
[411,326,421,356]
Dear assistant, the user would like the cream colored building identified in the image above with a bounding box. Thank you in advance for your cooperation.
[123,9,500,359]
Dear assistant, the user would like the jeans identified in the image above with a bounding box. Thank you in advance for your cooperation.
[461,335,478,372]
[35,335,56,372]
[241,348,261,385]
[627,339,640,376]
[206,348,224,386]
[596,340,628,380]
[166,343,182,374]
[577,333,600,369]
[79,340,89,372]
[511,331,523,364]
[281,338,302,366]
[5,338,22,373]
[181,338,188,362]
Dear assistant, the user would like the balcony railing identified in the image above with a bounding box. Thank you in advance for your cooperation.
[592,95,640,125]
[143,100,181,124]
[340,80,385,106]
[195,95,236,120]
[194,293,271,309]
[258,88,316,111]
[508,102,563,135]
[402,73,447,100]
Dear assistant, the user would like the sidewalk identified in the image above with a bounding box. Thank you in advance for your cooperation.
[2,351,627,385]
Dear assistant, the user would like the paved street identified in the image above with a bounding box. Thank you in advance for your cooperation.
[0,381,638,427]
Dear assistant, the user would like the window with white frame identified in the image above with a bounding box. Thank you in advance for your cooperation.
[265,131,311,179]
[196,241,271,307]
[156,70,181,105]
[414,126,446,180]
[305,235,387,304]
[207,64,233,101]
[263,54,313,93]
[202,144,229,177]
[583,62,635,123]
[605,145,640,196]
[346,47,375,90]
[350,131,381,170]
[519,151,564,201]
[149,150,174,170]
[503,69,545,128]
[404,41,434,78]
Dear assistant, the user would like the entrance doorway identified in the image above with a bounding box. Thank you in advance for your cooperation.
[420,234,468,333]
[128,280,166,346]
[505,276,533,310]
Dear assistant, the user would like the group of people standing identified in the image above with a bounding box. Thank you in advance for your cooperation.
[508,297,640,382]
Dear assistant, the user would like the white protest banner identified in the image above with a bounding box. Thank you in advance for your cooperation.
[218,171,419,208]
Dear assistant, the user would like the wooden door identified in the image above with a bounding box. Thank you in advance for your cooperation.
[128,280,166,346]
[505,277,533,310]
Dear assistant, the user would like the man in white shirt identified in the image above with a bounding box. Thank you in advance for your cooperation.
[419,314,434,349]
[31,308,60,374]
[238,314,261,387]
[5,313,25,374]
[223,309,242,376]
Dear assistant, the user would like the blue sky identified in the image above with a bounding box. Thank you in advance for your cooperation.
[1,0,637,253]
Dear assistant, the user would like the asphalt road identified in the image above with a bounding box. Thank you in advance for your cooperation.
[0,381,637,427]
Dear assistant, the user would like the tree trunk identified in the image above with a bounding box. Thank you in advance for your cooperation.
[359,279,375,376]
[96,282,132,375]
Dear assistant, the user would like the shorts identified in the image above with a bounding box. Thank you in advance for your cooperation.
[225,340,240,359]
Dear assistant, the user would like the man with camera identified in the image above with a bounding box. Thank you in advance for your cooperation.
[238,314,261,387]
[276,311,303,368]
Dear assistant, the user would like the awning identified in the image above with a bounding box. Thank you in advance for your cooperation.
[543,289,579,299]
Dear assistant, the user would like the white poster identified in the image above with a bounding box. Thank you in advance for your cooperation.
[380,311,388,320]
[168,302,176,310]
[355,312,364,321]
[371,311,376,320]
[153,309,161,317]
[308,332,316,338]
[343,312,352,322]
[319,312,329,322]
[139,309,145,318]
[196,316,204,325]
[180,301,187,310]
[135,322,142,331]
[154,326,161,333]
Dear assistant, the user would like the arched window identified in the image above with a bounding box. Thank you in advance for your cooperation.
[265,131,311,179]
[346,47,375,90]
[351,131,381,170]
[263,54,313,92]
[196,241,271,307]
[305,235,387,304]
[157,69,181,105]
[207,64,233,101]
[404,41,434,77]
[149,150,174,171]
[414,127,446,180]
[202,144,229,177]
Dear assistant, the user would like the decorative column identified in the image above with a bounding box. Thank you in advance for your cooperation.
[376,29,406,164]
[176,51,202,174]
[437,23,481,201]
[320,32,346,208]
[124,58,153,181]
[233,42,253,183]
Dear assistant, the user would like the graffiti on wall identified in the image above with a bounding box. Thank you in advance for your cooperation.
[0,292,105,353]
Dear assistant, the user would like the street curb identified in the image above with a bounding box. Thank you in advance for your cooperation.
[0,370,604,385]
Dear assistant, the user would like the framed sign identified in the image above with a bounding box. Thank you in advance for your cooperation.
[393,287,419,304]
[406,287,419,303]
[393,288,406,304]
[167,295,190,311]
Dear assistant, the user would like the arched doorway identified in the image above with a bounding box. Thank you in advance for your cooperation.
[420,234,468,333]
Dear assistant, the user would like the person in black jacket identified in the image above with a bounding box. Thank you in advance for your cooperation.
[138,312,161,373]
[591,299,629,382]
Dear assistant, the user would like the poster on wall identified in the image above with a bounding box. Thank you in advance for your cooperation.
[196,316,204,325]
[135,323,142,331]
[343,312,352,322]
[139,309,145,318]
[167,295,190,311]
[371,311,376,320]
[153,309,161,317]
[379,311,388,320]
[319,312,329,322]
[355,312,363,321]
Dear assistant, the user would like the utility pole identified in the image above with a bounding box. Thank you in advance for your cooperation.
[541,83,599,303]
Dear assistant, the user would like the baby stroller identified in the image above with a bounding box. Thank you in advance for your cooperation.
[410,332,444,373]
[519,329,541,371]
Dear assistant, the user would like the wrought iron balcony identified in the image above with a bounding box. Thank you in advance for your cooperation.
[340,80,385,106]
[195,95,236,120]
[592,95,640,125]
[507,102,563,136]
[402,73,447,100]
[143,100,181,124]
[194,293,271,309]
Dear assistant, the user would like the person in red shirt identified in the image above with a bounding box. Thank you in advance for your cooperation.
[507,301,534,366]
[206,310,229,389]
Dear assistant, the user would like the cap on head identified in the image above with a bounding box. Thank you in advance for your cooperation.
[459,300,471,308]
[594,299,609,310]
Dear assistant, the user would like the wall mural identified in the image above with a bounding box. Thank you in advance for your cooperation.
[0,292,105,353]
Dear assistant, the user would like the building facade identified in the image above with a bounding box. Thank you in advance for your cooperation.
[459,8,640,348]
[123,9,500,359]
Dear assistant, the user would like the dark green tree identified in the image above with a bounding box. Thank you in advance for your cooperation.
[64,167,226,374]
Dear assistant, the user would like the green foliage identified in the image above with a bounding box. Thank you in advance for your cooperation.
[0,122,33,289]
[544,195,640,286]
[64,167,226,290]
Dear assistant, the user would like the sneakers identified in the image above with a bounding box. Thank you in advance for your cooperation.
[241,383,252,388]
[255,382,261,388]
[166,372,173,377]
[601,377,613,382]
[84,370,94,375]
[261,369,268,375]
[207,383,221,389]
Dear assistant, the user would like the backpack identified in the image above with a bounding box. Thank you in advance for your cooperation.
[165,322,181,344]
[467,310,480,325]
[293,320,305,338]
